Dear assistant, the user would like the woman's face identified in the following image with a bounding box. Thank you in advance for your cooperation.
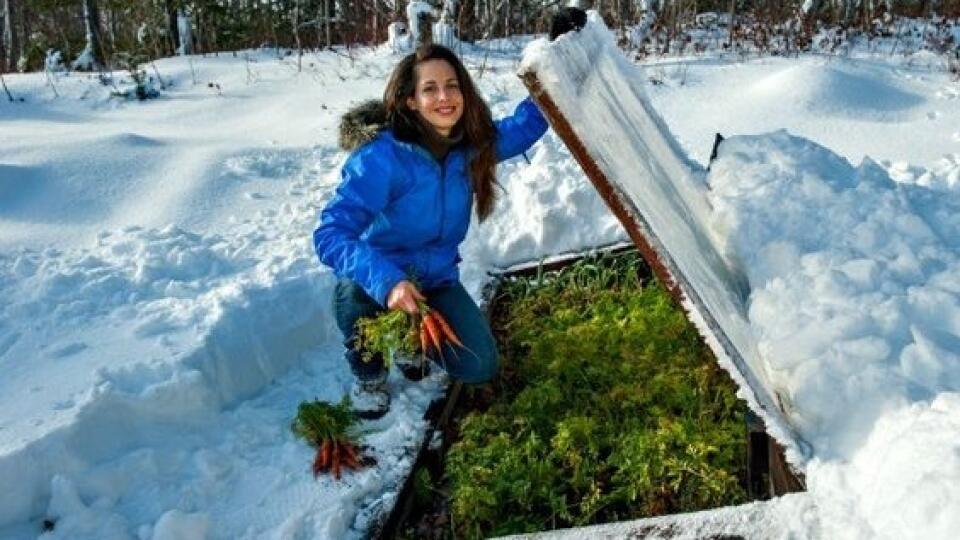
[406,59,464,137]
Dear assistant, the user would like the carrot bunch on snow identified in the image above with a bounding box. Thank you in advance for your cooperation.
[291,397,372,480]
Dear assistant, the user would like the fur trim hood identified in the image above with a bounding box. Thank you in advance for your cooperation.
[338,100,387,151]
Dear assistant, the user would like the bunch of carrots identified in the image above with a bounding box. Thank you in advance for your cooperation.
[311,437,365,479]
[291,397,371,480]
[418,303,465,360]
[356,300,470,368]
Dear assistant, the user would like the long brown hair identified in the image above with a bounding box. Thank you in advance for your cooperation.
[383,45,498,221]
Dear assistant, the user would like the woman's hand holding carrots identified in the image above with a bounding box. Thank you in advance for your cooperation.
[387,280,426,314]
[356,294,475,368]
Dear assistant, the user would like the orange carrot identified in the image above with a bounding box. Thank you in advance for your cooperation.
[431,311,464,348]
[422,313,443,354]
[332,440,342,480]
[321,440,332,470]
[312,450,324,477]
[419,317,432,356]
[313,440,331,477]
[342,442,359,463]
[342,447,359,470]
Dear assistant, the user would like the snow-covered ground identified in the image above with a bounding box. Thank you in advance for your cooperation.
[1,16,958,540]
[0,43,619,539]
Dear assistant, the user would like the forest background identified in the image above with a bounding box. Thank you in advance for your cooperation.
[2,0,959,77]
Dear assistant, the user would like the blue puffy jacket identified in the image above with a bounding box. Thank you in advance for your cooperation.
[314,97,548,306]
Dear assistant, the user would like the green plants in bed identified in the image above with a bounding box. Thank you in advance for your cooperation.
[446,252,748,538]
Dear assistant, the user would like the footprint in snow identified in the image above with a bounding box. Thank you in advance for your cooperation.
[926,111,940,120]
[47,342,89,358]
[53,399,75,410]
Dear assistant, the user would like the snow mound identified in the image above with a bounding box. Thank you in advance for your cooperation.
[748,63,924,121]
[711,130,960,458]
[886,153,960,192]
[809,393,960,539]
[711,130,960,538]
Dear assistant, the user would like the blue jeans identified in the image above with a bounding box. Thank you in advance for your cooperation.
[333,278,499,384]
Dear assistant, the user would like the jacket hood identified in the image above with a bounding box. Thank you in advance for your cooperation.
[339,100,387,151]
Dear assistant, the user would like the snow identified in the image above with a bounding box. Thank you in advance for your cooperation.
[1,11,959,540]
[177,12,193,56]
[646,56,960,170]
[387,22,410,51]
[406,1,434,45]
[0,44,615,539]
[497,492,819,540]
[70,47,97,72]
[710,132,960,538]
[521,12,960,540]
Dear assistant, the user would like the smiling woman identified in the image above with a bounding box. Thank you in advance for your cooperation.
[313,44,551,419]
[405,59,464,136]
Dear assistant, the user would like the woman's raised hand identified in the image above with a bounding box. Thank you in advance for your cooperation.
[387,280,426,314]
[549,7,587,41]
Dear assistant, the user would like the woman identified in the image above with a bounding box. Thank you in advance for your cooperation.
[314,44,548,419]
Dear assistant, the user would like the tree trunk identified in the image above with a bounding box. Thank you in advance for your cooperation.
[325,0,331,48]
[803,0,825,17]
[416,11,432,48]
[728,0,736,48]
[79,0,106,69]
[294,0,302,70]
[0,7,7,72]
[504,0,509,37]
[164,0,179,56]
[195,5,203,54]
[2,0,20,72]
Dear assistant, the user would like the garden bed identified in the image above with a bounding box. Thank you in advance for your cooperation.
[381,246,800,540]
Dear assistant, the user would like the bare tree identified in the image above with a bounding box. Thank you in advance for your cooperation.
[293,0,303,71]
[76,0,106,70]
[0,9,6,72]
[2,0,20,72]
[164,0,180,55]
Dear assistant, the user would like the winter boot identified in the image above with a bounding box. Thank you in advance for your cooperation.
[395,354,431,382]
[350,372,390,420]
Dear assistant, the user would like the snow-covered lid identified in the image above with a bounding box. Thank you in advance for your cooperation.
[518,12,811,466]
